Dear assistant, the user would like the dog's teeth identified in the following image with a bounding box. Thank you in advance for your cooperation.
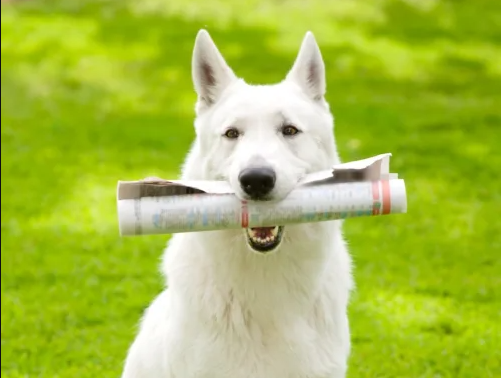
[247,227,283,247]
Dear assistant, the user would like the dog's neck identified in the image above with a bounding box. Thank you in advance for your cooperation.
[163,221,343,325]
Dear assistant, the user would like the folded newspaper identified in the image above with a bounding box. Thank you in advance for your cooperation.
[117,153,407,236]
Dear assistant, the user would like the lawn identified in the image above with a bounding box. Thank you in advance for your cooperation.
[1,0,500,377]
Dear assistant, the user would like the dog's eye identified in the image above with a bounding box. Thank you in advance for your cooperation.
[281,125,300,136]
[223,128,240,139]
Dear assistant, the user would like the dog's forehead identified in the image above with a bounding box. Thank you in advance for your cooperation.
[220,83,309,117]
[206,81,333,133]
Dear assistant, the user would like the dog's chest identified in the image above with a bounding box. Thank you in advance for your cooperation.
[170,298,344,378]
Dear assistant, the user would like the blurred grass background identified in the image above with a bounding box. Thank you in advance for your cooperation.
[1,0,500,377]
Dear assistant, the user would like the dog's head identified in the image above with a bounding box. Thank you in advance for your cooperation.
[183,30,340,253]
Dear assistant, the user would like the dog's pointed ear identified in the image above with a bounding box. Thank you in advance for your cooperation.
[286,32,326,101]
[192,29,237,109]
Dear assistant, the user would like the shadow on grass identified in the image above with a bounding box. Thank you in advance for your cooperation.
[371,0,501,44]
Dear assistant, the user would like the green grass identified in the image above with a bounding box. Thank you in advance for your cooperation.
[1,0,500,377]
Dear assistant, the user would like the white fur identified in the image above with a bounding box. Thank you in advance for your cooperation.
[121,30,354,378]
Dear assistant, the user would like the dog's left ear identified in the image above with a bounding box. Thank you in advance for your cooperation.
[285,32,326,101]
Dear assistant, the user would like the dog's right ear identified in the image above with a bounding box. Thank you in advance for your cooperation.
[192,29,237,110]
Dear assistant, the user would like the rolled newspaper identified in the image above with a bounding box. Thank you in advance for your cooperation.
[117,153,407,236]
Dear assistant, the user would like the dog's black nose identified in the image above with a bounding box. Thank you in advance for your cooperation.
[238,167,276,199]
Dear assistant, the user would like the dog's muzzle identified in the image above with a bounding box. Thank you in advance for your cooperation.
[238,166,284,253]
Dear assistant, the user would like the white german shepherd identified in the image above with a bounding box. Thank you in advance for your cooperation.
[121,29,353,378]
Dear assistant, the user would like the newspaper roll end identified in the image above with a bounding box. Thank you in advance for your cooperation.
[391,179,407,214]
[117,199,137,236]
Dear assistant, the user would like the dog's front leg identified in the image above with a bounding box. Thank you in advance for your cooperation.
[121,330,171,378]
[121,291,174,378]
[120,338,146,378]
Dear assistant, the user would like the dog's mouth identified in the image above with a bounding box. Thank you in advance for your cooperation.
[245,226,284,253]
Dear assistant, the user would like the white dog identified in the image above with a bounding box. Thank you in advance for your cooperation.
[121,30,354,378]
